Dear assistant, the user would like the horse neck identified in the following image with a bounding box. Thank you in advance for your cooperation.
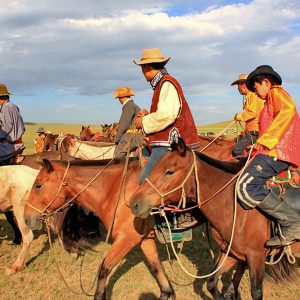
[66,162,140,227]
[196,158,237,228]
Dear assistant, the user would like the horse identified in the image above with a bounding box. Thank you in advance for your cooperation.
[197,134,236,161]
[58,134,116,160]
[0,165,39,271]
[80,125,112,143]
[23,157,175,300]
[43,133,59,151]
[108,122,119,141]
[130,138,300,300]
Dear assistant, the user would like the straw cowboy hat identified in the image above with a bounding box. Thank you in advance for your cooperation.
[246,65,282,92]
[231,74,248,86]
[0,84,11,97]
[133,48,170,66]
[113,86,135,99]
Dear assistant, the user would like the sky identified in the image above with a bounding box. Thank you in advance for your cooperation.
[1,0,300,126]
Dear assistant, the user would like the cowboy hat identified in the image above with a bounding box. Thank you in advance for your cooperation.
[0,84,11,97]
[133,48,170,66]
[37,127,46,133]
[113,86,135,99]
[246,65,282,92]
[231,74,248,86]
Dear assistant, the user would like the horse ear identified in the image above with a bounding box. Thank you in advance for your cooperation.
[54,134,59,138]
[88,125,90,128]
[42,159,54,173]
[170,137,186,156]
[82,125,84,130]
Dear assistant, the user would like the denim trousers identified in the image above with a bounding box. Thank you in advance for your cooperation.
[139,146,169,184]
[236,154,289,209]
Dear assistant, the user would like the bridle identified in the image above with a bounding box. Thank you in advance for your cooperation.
[26,161,71,217]
[145,151,201,210]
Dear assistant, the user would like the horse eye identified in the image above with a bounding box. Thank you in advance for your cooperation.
[35,183,42,189]
[165,170,174,176]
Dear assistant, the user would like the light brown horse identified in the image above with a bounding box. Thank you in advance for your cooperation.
[80,125,112,143]
[24,158,175,300]
[197,134,236,161]
[130,139,300,300]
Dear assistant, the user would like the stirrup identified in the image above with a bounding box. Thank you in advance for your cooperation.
[266,235,298,247]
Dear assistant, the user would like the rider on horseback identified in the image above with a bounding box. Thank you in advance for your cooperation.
[237,65,300,247]
[0,84,25,164]
[231,73,264,158]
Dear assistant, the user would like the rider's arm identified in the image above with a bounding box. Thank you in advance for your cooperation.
[142,81,180,134]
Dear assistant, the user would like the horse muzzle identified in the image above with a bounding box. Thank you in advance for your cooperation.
[24,213,43,230]
[130,199,152,219]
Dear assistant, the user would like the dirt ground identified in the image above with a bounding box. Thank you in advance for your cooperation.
[1,216,300,300]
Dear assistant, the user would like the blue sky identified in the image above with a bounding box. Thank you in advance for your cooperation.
[1,0,299,126]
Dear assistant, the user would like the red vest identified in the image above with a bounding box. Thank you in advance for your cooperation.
[148,75,200,148]
[259,88,300,167]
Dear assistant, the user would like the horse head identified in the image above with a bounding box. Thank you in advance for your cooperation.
[44,133,59,151]
[24,159,69,230]
[108,122,119,141]
[130,138,196,218]
[80,125,93,141]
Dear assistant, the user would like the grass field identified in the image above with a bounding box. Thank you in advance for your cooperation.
[1,121,299,300]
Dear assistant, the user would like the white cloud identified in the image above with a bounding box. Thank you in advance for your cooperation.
[0,0,299,124]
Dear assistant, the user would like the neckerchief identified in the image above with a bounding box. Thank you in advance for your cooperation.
[150,68,168,89]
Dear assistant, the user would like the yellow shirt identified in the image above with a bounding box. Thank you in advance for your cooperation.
[236,92,264,132]
[257,86,297,157]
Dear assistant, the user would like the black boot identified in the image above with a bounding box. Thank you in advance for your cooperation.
[258,190,300,247]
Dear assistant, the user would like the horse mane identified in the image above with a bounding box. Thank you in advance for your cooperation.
[51,156,139,167]
[59,204,102,254]
[195,151,244,174]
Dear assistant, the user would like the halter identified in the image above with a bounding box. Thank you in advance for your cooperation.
[26,161,71,217]
[145,151,201,209]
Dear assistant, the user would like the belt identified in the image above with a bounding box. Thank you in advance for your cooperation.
[126,129,141,133]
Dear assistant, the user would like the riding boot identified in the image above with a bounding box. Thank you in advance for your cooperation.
[257,190,300,247]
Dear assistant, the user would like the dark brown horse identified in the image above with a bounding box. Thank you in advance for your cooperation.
[24,158,175,300]
[130,139,300,300]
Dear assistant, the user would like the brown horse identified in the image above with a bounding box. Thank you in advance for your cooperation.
[80,125,112,143]
[24,158,175,300]
[197,134,236,161]
[130,139,300,300]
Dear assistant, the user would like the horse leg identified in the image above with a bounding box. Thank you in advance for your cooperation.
[224,261,247,300]
[247,254,265,300]
[10,207,34,271]
[206,252,238,300]
[140,237,175,300]
[94,237,138,300]
[4,211,22,244]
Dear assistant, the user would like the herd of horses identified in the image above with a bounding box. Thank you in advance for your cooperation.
[0,126,299,299]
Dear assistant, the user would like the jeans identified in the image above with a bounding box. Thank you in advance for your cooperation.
[236,154,289,209]
[232,132,258,157]
[139,146,169,184]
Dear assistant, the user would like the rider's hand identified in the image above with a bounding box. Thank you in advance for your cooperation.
[254,143,267,151]
[134,116,143,129]
[137,109,149,117]
[234,113,242,121]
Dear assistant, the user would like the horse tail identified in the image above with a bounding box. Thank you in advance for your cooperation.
[267,255,298,283]
[59,204,102,254]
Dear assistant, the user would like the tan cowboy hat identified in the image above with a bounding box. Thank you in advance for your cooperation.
[0,83,11,96]
[231,74,248,86]
[113,86,135,99]
[133,48,170,66]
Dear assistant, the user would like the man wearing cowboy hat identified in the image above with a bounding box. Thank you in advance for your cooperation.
[236,65,300,247]
[133,48,200,183]
[0,83,25,163]
[113,86,143,156]
[34,127,47,153]
[231,73,264,158]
